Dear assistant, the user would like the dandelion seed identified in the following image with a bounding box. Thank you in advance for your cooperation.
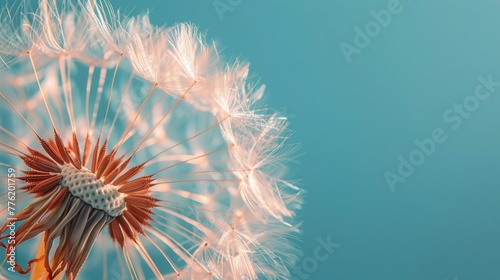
[0,0,303,279]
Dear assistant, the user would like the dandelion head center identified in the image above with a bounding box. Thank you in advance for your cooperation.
[60,163,125,217]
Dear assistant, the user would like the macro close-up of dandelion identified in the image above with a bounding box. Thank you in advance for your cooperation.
[0,0,303,279]
[4,0,499,279]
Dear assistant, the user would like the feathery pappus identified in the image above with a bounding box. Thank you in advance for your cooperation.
[0,0,303,279]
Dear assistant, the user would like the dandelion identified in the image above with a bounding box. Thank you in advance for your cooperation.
[0,0,303,279]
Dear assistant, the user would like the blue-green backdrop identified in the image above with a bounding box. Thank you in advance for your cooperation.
[110,0,500,279]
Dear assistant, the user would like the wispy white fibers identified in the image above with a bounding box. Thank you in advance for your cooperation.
[0,0,303,279]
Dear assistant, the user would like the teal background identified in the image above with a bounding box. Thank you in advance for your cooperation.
[110,0,500,279]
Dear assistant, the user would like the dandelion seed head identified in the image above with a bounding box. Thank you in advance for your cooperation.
[60,164,125,217]
[0,0,303,279]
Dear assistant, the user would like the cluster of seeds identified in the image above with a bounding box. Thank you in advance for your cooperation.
[0,0,303,279]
